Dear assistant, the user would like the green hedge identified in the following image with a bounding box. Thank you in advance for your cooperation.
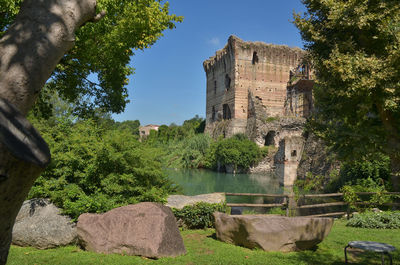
[172,202,229,229]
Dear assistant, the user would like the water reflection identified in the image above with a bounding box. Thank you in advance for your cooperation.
[166,168,283,197]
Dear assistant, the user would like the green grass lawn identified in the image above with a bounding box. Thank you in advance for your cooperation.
[7,220,400,265]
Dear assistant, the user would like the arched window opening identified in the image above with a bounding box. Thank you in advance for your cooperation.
[291,150,297,157]
[225,74,231,90]
[214,80,217,94]
[264,131,276,146]
[252,51,259,65]
[223,104,231,120]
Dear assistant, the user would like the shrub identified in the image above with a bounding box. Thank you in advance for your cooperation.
[172,202,228,229]
[341,177,392,212]
[179,134,211,168]
[211,135,262,171]
[347,211,400,229]
[326,154,391,192]
[29,118,178,220]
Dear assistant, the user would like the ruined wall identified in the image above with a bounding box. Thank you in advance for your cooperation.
[233,36,305,118]
[203,36,337,188]
[297,133,341,180]
[204,36,306,136]
[274,136,305,186]
[204,37,237,134]
[285,80,314,118]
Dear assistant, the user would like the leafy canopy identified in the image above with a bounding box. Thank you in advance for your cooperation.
[293,0,400,160]
[28,117,178,220]
[1,0,183,116]
[212,134,262,171]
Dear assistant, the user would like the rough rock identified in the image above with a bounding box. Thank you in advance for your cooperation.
[249,155,273,173]
[213,212,333,252]
[77,202,186,258]
[12,198,77,249]
[296,132,341,180]
[166,193,226,209]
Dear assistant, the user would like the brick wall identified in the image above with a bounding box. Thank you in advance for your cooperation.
[204,35,307,133]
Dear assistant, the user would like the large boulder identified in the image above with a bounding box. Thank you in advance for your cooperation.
[214,212,333,252]
[77,202,186,258]
[12,198,77,249]
[166,193,225,209]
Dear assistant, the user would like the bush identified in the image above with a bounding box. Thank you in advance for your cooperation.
[209,135,262,171]
[326,154,391,192]
[29,118,178,220]
[341,177,392,212]
[172,202,229,229]
[347,211,400,229]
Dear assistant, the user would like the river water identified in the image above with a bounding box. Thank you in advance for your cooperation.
[166,168,284,204]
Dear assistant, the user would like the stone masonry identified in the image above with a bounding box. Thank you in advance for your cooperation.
[203,35,309,135]
[203,36,316,186]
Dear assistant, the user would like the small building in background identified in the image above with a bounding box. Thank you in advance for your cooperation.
[139,124,160,138]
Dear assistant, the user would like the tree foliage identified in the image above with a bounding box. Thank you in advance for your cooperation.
[1,0,183,116]
[28,118,177,220]
[294,0,400,190]
[166,133,212,169]
[147,115,205,144]
[210,135,262,172]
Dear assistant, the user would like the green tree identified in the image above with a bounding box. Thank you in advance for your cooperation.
[1,0,183,116]
[294,0,400,191]
[0,1,181,262]
[114,120,141,136]
[211,136,262,172]
[29,118,177,220]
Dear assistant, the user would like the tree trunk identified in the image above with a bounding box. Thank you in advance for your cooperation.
[0,0,99,264]
[0,0,97,115]
[0,99,50,265]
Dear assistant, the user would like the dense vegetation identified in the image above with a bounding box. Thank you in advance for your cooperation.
[28,115,178,220]
[294,0,400,191]
[347,211,400,229]
[295,155,392,193]
[143,121,265,172]
[28,98,266,220]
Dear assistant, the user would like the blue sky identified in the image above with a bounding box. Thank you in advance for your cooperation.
[112,0,307,125]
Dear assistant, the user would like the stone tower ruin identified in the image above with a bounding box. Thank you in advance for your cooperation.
[203,36,318,187]
[203,35,311,137]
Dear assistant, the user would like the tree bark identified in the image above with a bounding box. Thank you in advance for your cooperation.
[0,0,97,115]
[0,0,99,264]
[0,98,50,265]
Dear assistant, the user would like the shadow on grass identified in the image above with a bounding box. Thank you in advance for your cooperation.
[207,233,217,240]
[292,250,345,265]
